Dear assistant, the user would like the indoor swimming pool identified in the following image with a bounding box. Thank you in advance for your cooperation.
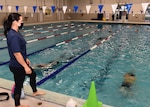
[0,22,150,107]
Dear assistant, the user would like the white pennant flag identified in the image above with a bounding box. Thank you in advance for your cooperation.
[141,3,149,13]
[63,6,67,14]
[24,6,28,15]
[42,6,47,14]
[86,5,91,14]
[111,4,118,14]
[8,6,12,13]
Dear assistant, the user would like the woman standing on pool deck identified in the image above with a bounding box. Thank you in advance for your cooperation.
[3,13,45,107]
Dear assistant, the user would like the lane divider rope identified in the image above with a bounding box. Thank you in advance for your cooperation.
[36,27,123,86]
[0,25,98,66]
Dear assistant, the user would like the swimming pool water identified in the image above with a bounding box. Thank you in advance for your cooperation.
[0,22,150,107]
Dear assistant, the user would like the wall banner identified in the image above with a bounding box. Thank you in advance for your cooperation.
[24,6,27,15]
[33,6,37,13]
[74,5,79,13]
[51,6,55,13]
[42,6,47,14]
[141,3,149,13]
[86,5,91,14]
[125,3,132,13]
[8,6,12,13]
[98,5,103,13]
[63,6,67,14]
[111,4,118,14]
[0,5,3,10]
[16,6,19,12]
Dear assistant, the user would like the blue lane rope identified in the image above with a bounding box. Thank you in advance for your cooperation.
[0,46,7,50]
[36,49,91,86]
[0,61,9,66]
[0,44,56,66]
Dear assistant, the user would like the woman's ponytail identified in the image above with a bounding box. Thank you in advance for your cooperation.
[3,19,12,37]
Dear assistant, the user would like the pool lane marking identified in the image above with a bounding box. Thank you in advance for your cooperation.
[27,27,100,56]
[0,25,99,66]
[0,23,91,44]
[0,23,87,40]
[0,24,96,50]
[24,23,93,38]
[1,24,115,66]
[26,24,95,43]
[24,23,85,34]
[25,33,34,36]
[36,28,122,86]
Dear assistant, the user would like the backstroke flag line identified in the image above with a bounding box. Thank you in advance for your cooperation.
[126,3,132,13]
[0,5,3,10]
[33,6,37,13]
[111,4,117,14]
[86,5,91,14]
[24,6,27,15]
[98,5,103,13]
[16,6,19,12]
[141,3,149,13]
[42,6,47,14]
[63,6,67,14]
[74,5,79,13]
[8,6,12,13]
[51,6,55,13]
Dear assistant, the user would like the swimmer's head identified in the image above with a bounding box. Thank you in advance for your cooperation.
[124,72,136,84]
[135,29,138,32]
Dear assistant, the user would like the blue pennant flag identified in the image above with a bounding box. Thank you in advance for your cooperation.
[51,6,55,13]
[0,5,3,10]
[16,6,19,12]
[98,5,103,13]
[126,3,132,13]
[74,5,78,13]
[33,6,37,13]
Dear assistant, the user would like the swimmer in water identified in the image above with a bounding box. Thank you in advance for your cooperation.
[120,72,136,97]
[121,72,136,89]
[97,37,104,41]
[32,61,59,70]
[32,54,77,70]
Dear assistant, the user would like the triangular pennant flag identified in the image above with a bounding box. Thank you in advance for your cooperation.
[16,6,19,12]
[98,5,103,13]
[125,3,132,13]
[51,6,55,13]
[141,3,149,14]
[74,5,79,13]
[8,6,11,12]
[24,6,27,15]
[0,5,3,10]
[33,6,37,13]
[42,6,47,14]
[63,6,67,14]
[86,5,91,14]
[111,4,118,14]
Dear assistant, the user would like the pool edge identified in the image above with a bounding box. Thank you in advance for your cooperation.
[0,78,113,107]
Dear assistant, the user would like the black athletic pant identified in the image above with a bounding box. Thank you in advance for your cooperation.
[9,66,37,106]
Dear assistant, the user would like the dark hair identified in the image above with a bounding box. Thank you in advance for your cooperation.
[126,72,135,77]
[3,13,21,37]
